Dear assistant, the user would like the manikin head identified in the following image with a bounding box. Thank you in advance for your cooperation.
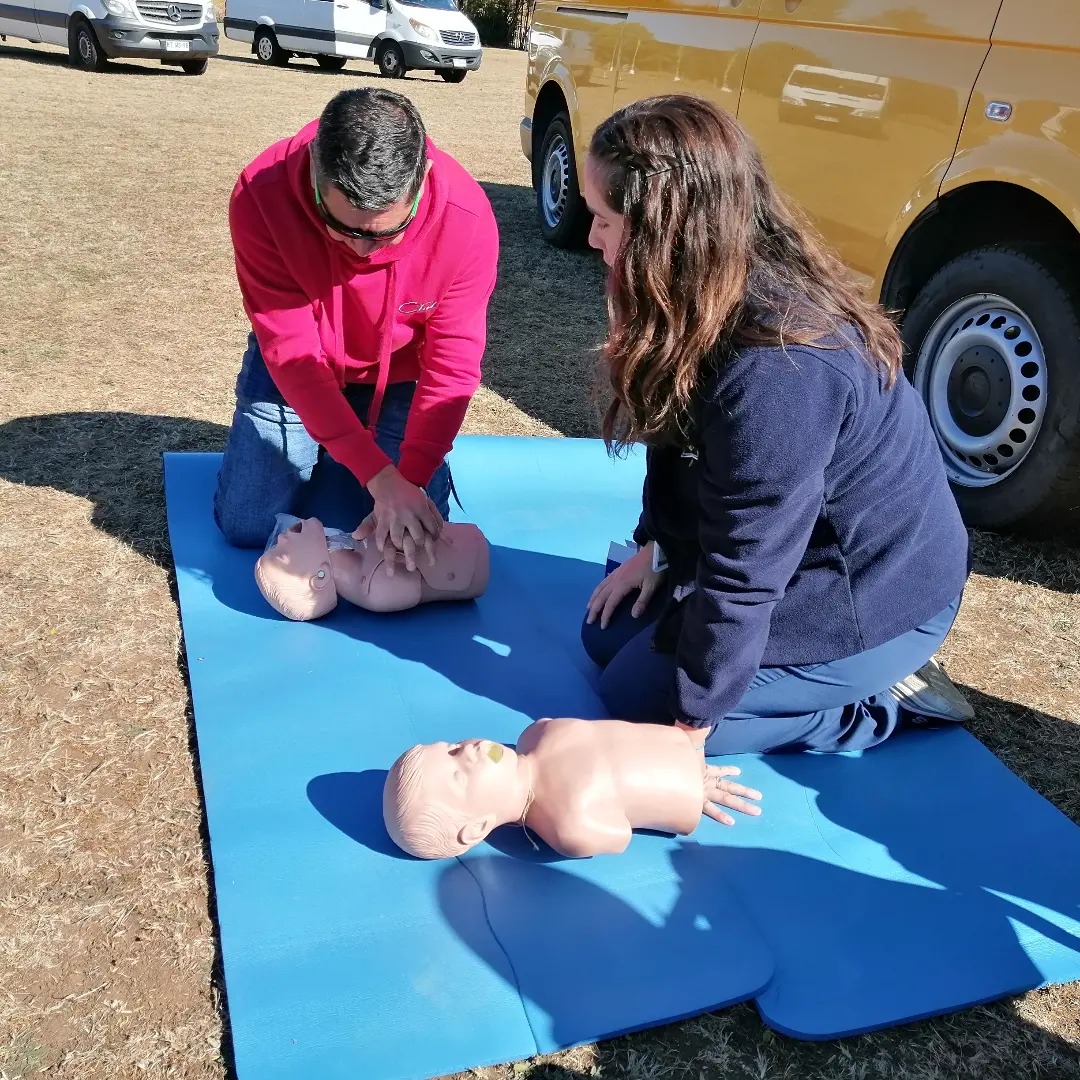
[255,517,338,621]
[383,739,526,859]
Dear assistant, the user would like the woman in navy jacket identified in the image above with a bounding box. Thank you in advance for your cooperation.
[579,94,973,756]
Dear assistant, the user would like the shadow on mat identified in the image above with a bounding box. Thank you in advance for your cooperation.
[206,539,611,727]
[307,770,410,860]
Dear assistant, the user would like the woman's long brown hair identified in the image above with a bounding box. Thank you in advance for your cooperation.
[588,94,903,451]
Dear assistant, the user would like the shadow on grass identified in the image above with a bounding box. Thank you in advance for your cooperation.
[479,182,608,439]
[214,51,451,82]
[0,411,228,564]
[0,39,196,74]
[969,528,1080,594]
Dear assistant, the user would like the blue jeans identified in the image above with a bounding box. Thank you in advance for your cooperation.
[580,593,964,755]
[213,332,452,547]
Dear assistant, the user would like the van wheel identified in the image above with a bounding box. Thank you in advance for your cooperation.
[68,16,108,71]
[439,69,466,83]
[901,244,1080,533]
[536,110,591,249]
[376,40,405,78]
[316,55,348,70]
[254,28,288,65]
[180,58,208,74]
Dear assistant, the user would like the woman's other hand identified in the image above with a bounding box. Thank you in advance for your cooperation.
[702,765,762,826]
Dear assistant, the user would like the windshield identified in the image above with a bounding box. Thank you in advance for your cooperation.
[396,0,459,10]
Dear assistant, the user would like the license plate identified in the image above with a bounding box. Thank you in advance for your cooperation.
[452,57,465,66]
[165,39,190,50]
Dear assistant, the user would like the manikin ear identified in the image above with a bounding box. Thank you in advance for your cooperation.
[309,561,333,591]
[458,816,495,850]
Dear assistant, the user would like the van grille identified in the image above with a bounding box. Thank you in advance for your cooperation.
[439,29,475,45]
[136,0,204,24]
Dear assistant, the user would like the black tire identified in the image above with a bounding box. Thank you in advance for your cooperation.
[180,58,208,74]
[900,244,1080,533]
[254,27,289,65]
[68,16,108,71]
[439,68,466,83]
[534,110,591,249]
[316,54,348,70]
[376,40,405,78]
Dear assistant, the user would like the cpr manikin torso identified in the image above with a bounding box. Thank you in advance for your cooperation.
[255,514,490,621]
[383,718,761,859]
[519,719,703,855]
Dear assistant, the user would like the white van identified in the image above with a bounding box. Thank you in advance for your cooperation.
[0,0,218,72]
[223,0,481,82]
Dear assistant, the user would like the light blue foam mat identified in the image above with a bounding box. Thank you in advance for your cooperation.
[165,438,1080,1070]
[163,445,773,1080]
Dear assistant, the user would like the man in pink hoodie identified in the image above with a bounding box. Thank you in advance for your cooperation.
[213,88,499,568]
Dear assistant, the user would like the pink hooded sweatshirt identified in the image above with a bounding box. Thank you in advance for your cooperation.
[228,119,499,489]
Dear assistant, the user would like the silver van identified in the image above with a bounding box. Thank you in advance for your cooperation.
[0,0,219,72]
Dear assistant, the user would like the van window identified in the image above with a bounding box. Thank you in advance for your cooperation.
[396,0,458,9]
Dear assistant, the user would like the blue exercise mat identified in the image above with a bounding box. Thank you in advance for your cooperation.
[165,438,1080,1077]
[164,446,772,1080]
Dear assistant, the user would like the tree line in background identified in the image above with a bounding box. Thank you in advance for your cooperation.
[458,0,532,48]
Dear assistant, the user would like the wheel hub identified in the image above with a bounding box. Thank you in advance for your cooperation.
[947,345,1010,434]
[912,295,1048,487]
[540,134,569,230]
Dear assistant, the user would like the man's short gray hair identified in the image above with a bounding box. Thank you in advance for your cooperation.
[314,88,427,211]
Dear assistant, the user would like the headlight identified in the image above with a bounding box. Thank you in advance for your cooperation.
[409,18,437,40]
[205,1,216,18]
[103,0,131,15]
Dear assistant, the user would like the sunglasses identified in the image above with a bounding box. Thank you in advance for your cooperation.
[312,172,422,241]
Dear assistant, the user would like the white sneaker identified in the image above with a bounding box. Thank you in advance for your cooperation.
[890,657,974,723]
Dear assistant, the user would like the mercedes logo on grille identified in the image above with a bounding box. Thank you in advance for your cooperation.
[167,3,182,19]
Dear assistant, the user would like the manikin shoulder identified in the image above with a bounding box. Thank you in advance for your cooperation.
[543,807,633,858]
[517,717,595,753]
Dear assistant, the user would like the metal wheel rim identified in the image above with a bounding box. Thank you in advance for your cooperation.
[257,35,273,60]
[78,29,93,61]
[540,131,570,230]
[383,47,399,72]
[912,293,1048,488]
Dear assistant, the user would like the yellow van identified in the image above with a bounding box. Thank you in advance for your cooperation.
[520,2,1080,533]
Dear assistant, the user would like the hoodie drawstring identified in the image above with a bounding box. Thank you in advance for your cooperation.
[368,261,396,433]
[330,250,396,437]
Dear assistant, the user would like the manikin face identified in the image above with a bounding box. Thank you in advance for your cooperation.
[583,154,626,268]
[257,517,337,619]
[417,739,515,829]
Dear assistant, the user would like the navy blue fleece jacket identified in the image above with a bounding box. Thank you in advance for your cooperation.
[636,330,971,729]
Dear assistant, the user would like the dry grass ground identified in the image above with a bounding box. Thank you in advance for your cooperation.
[0,33,1078,1080]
